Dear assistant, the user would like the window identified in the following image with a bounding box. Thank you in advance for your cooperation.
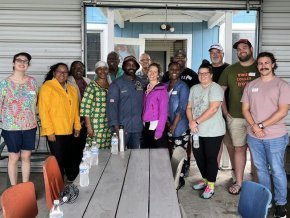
[86,32,101,74]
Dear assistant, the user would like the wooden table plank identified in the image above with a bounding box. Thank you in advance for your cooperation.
[84,150,131,218]
[62,150,111,217]
[149,149,181,218]
[116,149,149,218]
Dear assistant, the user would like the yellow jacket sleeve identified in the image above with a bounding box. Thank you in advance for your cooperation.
[74,97,81,131]
[38,83,55,136]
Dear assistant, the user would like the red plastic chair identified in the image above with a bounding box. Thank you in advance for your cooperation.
[1,182,38,218]
[43,156,64,210]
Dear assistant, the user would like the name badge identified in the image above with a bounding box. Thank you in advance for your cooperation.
[252,88,258,92]
[172,91,178,95]
[149,120,158,130]
[29,91,36,95]
[249,72,256,77]
[121,90,127,93]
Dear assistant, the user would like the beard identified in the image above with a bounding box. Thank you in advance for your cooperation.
[238,52,253,62]
[125,68,137,75]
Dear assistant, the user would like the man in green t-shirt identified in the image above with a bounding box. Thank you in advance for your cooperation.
[218,39,259,195]
[107,51,124,83]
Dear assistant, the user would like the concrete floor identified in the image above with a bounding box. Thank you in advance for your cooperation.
[0,156,289,218]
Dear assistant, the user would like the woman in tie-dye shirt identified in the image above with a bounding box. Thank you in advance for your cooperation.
[0,52,38,185]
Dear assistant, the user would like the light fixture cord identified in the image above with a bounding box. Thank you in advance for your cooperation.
[165,4,168,25]
[163,4,168,40]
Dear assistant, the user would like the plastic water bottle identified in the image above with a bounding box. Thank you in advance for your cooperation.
[111,132,118,154]
[49,200,64,218]
[83,143,92,168]
[192,133,199,149]
[119,125,125,152]
[91,141,99,166]
[79,157,89,187]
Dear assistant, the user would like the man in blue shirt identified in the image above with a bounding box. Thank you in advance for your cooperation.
[106,56,144,149]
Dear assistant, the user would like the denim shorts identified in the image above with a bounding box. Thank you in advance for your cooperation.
[1,128,37,153]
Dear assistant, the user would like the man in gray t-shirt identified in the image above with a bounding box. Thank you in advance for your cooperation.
[241,52,290,218]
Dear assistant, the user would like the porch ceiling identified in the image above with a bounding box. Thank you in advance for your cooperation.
[112,8,227,29]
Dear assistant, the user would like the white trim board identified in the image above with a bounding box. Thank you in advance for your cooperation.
[139,34,192,68]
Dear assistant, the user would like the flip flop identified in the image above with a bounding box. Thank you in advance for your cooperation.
[228,183,242,195]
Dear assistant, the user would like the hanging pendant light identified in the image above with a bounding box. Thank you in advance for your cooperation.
[160,5,174,33]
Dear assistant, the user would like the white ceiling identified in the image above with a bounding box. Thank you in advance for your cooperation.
[108,8,226,29]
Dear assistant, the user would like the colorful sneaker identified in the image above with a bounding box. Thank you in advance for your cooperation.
[274,205,287,218]
[200,186,214,199]
[192,180,207,190]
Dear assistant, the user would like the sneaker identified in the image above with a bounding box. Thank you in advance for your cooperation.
[200,186,214,199]
[274,205,287,218]
[192,180,207,190]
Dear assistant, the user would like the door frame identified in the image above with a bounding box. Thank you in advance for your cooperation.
[139,34,192,68]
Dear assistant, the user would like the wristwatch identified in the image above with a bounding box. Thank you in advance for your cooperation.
[258,122,265,129]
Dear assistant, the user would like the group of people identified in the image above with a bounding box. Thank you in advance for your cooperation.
[0,38,289,217]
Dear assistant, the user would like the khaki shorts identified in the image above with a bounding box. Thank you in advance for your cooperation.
[226,116,247,147]
[223,127,233,148]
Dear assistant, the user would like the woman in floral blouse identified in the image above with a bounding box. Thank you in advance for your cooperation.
[0,52,38,185]
[80,61,111,148]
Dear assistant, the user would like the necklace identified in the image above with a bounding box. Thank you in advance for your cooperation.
[146,82,158,95]
[96,81,108,90]
[9,73,27,85]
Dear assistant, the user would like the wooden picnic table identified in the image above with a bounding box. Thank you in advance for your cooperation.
[62,149,181,218]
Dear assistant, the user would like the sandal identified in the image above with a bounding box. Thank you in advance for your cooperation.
[228,183,242,195]
[231,169,236,184]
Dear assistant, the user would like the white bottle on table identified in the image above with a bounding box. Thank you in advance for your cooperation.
[49,200,64,218]
[111,132,118,155]
[79,157,89,187]
[119,125,125,152]
[83,143,92,168]
[91,141,99,166]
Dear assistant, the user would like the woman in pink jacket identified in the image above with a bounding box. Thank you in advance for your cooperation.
[142,63,168,148]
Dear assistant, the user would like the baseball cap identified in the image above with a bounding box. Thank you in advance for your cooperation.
[208,43,224,52]
[174,49,187,57]
[122,55,140,70]
[233,39,252,49]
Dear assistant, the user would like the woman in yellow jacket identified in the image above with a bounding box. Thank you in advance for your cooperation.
[38,62,81,180]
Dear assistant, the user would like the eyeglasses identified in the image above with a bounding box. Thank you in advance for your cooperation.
[15,58,29,64]
[174,56,186,60]
[55,70,69,74]
[210,51,222,55]
[198,72,210,77]
[140,58,151,62]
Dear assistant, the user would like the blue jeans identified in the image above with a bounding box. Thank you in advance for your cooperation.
[125,132,142,149]
[247,134,288,206]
